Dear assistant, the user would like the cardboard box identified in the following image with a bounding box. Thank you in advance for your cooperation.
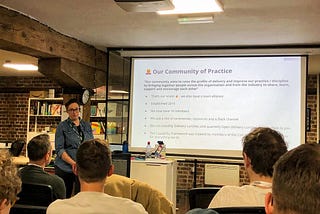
[30,90,48,98]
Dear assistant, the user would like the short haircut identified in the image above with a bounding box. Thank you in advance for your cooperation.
[76,139,111,183]
[272,143,320,214]
[27,134,51,161]
[65,98,80,109]
[0,150,21,205]
[242,127,287,177]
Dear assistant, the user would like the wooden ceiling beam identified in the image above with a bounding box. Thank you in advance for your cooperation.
[38,58,105,89]
[0,6,107,88]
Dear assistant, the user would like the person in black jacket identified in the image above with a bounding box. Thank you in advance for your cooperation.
[19,134,66,199]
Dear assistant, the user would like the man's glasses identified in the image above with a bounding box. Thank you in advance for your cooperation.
[67,108,80,113]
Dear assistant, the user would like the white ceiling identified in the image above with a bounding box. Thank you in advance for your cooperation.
[1,0,320,75]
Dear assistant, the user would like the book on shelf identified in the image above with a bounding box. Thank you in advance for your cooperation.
[51,104,62,116]
[97,103,106,117]
[91,105,97,116]
[91,122,101,135]
[31,101,61,116]
[107,103,117,117]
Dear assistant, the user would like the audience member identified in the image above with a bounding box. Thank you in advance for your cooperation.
[0,150,21,214]
[208,127,287,208]
[55,98,93,198]
[265,143,320,214]
[105,174,175,214]
[47,139,147,214]
[9,139,25,157]
[19,134,66,199]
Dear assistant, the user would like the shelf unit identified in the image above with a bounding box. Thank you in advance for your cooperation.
[89,98,128,143]
[90,98,107,140]
[27,98,64,153]
[106,100,128,144]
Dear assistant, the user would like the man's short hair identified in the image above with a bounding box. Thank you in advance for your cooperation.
[272,143,320,214]
[27,134,51,161]
[0,150,21,205]
[76,139,111,183]
[242,127,287,177]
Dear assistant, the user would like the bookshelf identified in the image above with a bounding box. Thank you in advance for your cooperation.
[26,98,64,155]
[106,100,128,144]
[89,98,128,143]
[90,98,107,140]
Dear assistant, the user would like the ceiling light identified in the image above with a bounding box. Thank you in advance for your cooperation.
[157,0,223,15]
[178,15,214,24]
[109,90,129,94]
[3,62,38,71]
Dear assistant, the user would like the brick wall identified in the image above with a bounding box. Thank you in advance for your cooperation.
[0,76,61,89]
[0,77,61,145]
[0,93,29,144]
[307,75,318,143]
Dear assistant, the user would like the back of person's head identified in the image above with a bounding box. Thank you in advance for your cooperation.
[272,143,320,214]
[242,127,287,177]
[27,134,51,161]
[65,98,80,109]
[76,139,111,183]
[10,139,25,157]
[0,150,21,207]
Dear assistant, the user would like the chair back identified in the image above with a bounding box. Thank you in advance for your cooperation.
[212,206,266,214]
[9,204,47,214]
[189,187,221,209]
[16,182,54,206]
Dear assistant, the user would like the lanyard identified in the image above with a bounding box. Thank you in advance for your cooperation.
[67,119,84,143]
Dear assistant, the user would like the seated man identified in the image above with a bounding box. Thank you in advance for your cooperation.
[265,143,320,214]
[47,139,147,214]
[19,134,66,199]
[0,150,21,214]
[208,127,288,208]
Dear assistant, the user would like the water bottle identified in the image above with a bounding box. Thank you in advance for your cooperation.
[145,141,152,159]
[122,140,128,153]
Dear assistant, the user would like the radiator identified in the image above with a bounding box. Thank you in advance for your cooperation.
[204,164,240,186]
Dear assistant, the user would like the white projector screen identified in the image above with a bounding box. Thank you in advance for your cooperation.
[129,56,307,157]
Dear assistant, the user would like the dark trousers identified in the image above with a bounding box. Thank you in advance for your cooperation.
[55,166,80,198]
